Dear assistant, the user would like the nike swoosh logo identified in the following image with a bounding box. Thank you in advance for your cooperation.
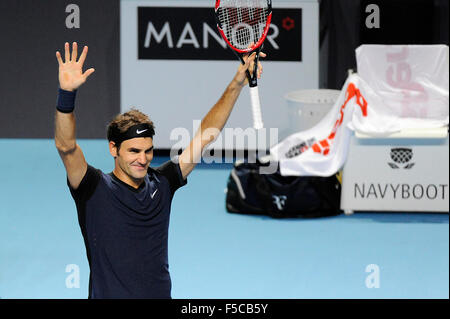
[136,129,148,134]
[151,189,158,198]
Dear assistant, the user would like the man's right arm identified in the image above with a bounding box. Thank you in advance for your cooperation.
[54,42,95,190]
[55,111,87,190]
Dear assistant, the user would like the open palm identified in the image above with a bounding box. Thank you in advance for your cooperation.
[56,42,95,92]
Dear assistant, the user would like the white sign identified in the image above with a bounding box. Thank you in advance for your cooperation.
[340,133,449,213]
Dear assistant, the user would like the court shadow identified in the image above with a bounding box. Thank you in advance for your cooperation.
[229,211,449,224]
[343,211,449,224]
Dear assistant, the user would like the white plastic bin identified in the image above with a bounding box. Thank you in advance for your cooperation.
[285,89,341,134]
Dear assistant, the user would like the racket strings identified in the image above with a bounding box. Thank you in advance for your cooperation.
[217,0,269,50]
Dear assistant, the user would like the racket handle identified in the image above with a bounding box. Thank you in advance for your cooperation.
[249,86,264,130]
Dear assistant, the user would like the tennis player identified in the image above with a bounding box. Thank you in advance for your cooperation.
[54,42,264,298]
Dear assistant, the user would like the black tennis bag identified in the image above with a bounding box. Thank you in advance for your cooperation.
[225,159,342,218]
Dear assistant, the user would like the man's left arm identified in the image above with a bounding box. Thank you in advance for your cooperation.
[178,52,264,180]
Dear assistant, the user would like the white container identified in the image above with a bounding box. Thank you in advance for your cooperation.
[284,89,341,134]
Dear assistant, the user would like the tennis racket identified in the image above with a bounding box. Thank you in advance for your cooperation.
[215,0,272,130]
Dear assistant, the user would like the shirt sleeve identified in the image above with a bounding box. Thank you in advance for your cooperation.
[154,159,187,196]
[67,164,102,204]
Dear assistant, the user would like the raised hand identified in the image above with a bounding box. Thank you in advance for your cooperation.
[56,42,95,92]
[233,51,266,87]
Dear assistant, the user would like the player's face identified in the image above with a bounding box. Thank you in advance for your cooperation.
[115,137,154,180]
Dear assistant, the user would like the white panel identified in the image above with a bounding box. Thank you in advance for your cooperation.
[341,133,449,213]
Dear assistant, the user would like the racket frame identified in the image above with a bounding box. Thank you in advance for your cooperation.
[214,0,272,87]
[214,0,272,129]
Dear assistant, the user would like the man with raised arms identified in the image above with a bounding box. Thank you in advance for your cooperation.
[54,42,264,298]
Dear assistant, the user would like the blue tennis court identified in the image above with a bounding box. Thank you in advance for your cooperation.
[0,139,448,299]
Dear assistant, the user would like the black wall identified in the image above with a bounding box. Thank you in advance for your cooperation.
[320,0,449,89]
[0,0,447,138]
[0,0,120,139]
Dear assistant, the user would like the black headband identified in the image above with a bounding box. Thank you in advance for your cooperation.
[110,123,154,145]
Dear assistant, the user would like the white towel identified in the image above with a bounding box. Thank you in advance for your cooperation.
[270,45,449,176]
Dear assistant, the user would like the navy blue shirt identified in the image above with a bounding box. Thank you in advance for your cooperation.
[68,160,187,299]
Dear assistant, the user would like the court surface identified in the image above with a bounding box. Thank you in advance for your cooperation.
[0,139,448,299]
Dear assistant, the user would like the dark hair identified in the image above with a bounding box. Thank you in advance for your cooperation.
[107,108,155,150]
